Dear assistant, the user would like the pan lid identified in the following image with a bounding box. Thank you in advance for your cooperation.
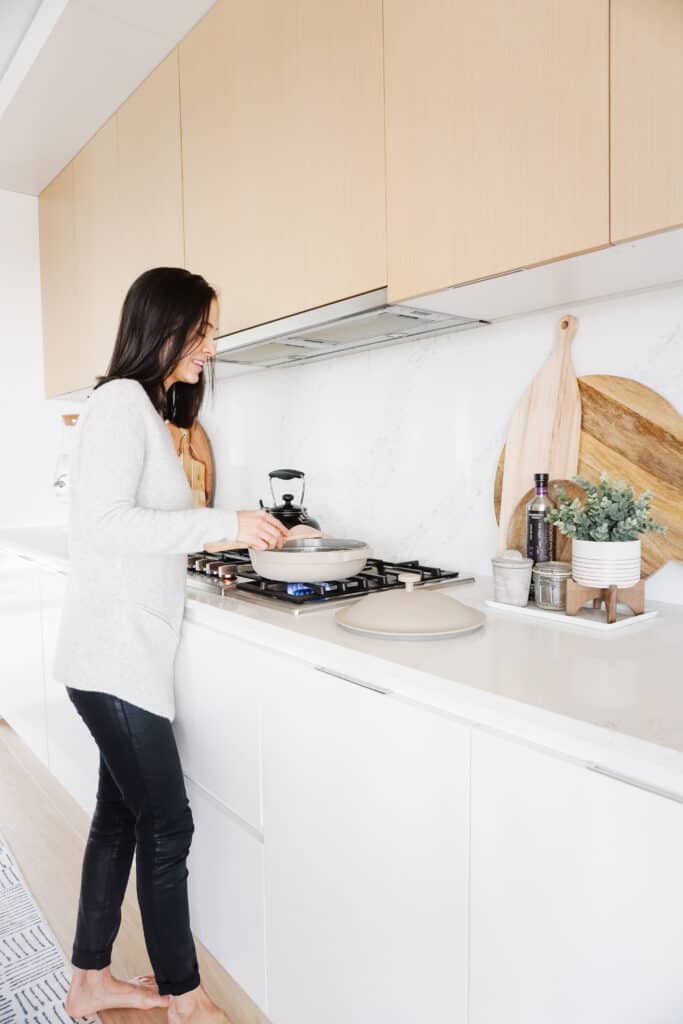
[336,573,485,639]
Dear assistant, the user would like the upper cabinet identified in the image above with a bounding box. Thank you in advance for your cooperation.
[178,0,386,335]
[40,53,184,397]
[72,117,122,392]
[39,1,683,396]
[383,0,610,302]
[117,50,184,284]
[39,162,78,399]
[611,0,683,243]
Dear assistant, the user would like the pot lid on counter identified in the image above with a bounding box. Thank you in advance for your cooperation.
[335,573,485,640]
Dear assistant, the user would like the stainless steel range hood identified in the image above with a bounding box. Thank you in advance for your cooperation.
[214,288,486,372]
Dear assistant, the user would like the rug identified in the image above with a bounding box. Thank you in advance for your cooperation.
[0,833,99,1023]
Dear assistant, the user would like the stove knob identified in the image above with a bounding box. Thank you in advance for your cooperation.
[192,558,209,572]
[217,564,237,579]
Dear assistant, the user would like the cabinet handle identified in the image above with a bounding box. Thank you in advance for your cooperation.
[586,763,683,805]
[314,666,390,695]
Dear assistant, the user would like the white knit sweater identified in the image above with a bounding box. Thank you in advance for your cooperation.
[53,378,239,721]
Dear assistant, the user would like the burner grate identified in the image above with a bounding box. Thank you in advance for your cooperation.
[186,552,467,609]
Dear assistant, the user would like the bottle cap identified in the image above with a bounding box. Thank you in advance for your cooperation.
[534,473,549,486]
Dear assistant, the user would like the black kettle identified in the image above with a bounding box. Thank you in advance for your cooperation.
[259,469,320,530]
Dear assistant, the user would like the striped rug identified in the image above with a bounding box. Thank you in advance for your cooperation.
[0,834,99,1023]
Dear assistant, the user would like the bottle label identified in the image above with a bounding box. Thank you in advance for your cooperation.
[527,510,554,562]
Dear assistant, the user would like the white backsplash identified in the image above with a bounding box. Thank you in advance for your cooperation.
[200,283,683,585]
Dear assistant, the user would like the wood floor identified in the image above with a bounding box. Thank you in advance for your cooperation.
[0,720,269,1024]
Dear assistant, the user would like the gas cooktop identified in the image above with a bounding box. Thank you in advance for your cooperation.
[186,550,475,615]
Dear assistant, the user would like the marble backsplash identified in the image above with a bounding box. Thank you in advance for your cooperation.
[199,282,683,588]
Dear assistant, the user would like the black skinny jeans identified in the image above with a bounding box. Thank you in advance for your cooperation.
[66,687,200,997]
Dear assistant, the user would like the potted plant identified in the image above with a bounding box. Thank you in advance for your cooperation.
[546,473,665,588]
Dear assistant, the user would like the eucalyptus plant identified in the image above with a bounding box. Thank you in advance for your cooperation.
[546,473,666,542]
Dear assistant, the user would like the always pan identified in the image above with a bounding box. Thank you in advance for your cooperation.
[249,537,371,583]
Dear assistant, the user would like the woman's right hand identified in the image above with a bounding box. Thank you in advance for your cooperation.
[236,509,290,551]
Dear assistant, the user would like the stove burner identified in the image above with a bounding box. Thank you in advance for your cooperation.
[186,550,474,612]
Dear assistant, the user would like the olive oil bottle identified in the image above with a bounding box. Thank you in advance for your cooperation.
[526,473,555,599]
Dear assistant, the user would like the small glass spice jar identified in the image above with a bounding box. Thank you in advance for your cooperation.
[532,561,572,611]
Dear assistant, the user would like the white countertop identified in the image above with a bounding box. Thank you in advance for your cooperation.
[3,524,683,795]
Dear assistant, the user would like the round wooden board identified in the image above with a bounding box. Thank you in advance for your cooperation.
[493,375,683,577]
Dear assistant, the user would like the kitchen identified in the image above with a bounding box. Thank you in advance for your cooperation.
[1,1,683,1023]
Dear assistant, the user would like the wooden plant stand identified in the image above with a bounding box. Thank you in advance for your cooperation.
[565,578,645,625]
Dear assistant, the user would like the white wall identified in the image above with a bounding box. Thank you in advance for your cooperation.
[0,188,69,528]
[200,282,683,597]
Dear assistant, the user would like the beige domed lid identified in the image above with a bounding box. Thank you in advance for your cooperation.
[335,573,485,640]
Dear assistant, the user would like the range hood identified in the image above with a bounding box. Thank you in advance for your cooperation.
[214,288,486,371]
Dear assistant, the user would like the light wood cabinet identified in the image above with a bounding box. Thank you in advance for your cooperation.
[469,729,683,1024]
[262,666,470,1024]
[383,0,610,301]
[40,54,185,398]
[39,162,79,399]
[72,117,123,391]
[117,50,184,284]
[611,0,683,242]
[179,0,386,334]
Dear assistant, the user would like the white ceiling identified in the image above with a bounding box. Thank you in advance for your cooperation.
[0,0,43,79]
[0,0,217,196]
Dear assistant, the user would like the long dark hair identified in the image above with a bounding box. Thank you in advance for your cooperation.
[94,267,217,428]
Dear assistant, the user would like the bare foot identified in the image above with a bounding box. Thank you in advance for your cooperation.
[167,983,230,1023]
[65,965,170,1017]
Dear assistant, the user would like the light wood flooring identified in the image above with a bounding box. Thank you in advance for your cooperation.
[0,720,269,1024]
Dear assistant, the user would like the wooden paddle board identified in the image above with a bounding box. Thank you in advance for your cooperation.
[494,375,683,577]
[497,315,581,553]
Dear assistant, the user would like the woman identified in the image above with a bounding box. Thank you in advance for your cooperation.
[53,267,288,1022]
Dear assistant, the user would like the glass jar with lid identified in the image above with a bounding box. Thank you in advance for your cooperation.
[532,561,572,611]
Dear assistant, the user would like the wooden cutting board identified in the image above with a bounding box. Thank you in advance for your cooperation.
[494,375,683,577]
[496,315,581,553]
[167,420,215,507]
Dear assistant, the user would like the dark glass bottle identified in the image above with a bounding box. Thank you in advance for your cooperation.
[526,473,555,599]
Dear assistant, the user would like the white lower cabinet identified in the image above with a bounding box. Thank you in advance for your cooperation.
[39,566,99,814]
[261,665,470,1024]
[174,619,276,831]
[469,728,683,1024]
[185,777,266,1009]
[0,553,47,764]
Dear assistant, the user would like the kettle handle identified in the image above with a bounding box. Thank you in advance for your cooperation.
[268,469,304,481]
[269,469,305,507]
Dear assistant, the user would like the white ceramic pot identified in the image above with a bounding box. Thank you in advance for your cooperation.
[571,538,641,588]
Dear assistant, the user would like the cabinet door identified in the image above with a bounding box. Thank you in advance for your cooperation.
[40,567,99,815]
[174,620,278,831]
[384,0,609,301]
[73,117,124,391]
[118,50,185,284]
[611,0,683,242]
[39,163,79,399]
[179,0,386,334]
[262,666,470,1024]
[186,778,266,1011]
[0,554,47,764]
[470,729,683,1024]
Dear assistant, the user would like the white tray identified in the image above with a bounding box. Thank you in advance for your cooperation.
[484,599,658,631]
